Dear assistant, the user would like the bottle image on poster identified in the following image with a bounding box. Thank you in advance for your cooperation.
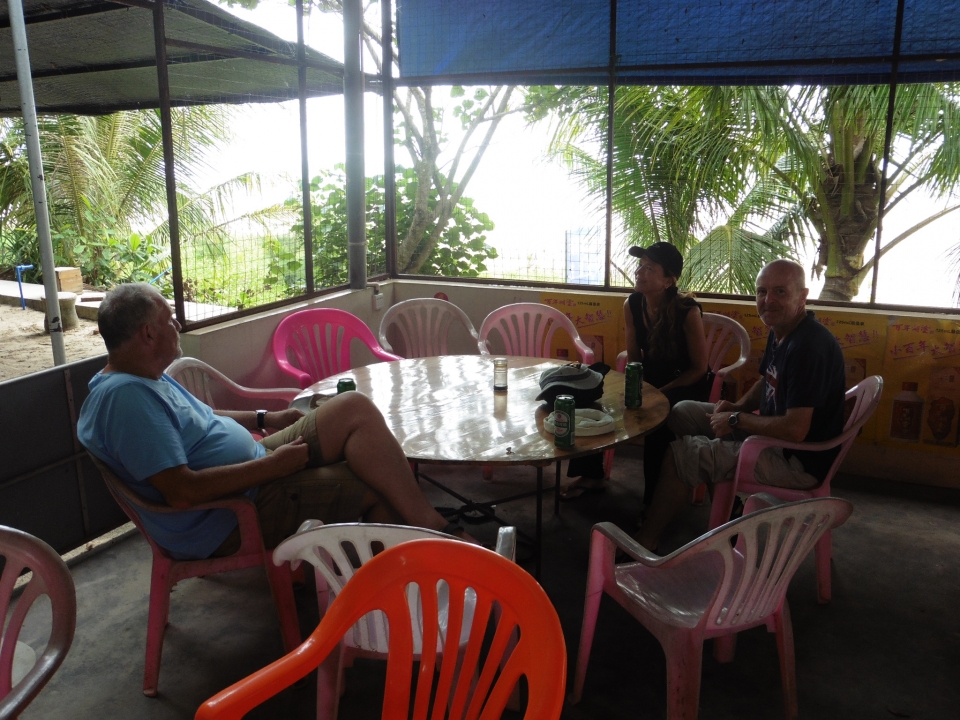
[890,382,924,442]
[923,367,960,447]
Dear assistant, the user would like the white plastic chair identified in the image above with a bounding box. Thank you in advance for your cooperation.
[166,358,300,415]
[273,522,517,720]
[571,494,853,720]
[478,303,596,363]
[708,375,883,603]
[378,298,480,358]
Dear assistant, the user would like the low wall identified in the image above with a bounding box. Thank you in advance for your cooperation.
[182,279,960,488]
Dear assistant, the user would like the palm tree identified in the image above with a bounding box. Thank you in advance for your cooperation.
[0,107,288,288]
[529,85,801,294]
[530,83,960,301]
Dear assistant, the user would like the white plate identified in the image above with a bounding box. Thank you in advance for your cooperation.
[543,408,615,436]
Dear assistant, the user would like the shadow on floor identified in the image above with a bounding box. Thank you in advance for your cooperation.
[16,445,960,719]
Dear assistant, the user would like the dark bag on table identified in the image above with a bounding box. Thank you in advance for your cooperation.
[535,362,610,408]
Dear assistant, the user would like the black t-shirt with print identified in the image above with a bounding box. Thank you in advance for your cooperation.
[758,311,846,482]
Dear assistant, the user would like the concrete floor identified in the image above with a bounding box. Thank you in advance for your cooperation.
[14,445,960,719]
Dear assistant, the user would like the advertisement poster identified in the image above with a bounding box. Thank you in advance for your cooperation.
[538,293,625,366]
[880,318,960,452]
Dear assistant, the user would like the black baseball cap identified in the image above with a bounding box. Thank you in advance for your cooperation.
[628,242,684,279]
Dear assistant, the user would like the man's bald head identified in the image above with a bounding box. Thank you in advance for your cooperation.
[758,259,806,292]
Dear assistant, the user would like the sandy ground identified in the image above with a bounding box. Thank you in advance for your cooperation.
[0,303,107,382]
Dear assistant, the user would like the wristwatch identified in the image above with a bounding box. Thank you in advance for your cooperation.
[256,409,268,432]
[728,412,741,429]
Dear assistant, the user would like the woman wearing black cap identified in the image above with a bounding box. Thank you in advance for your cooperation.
[562,242,709,505]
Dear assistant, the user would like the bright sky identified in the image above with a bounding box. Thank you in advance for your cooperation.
[212,1,959,310]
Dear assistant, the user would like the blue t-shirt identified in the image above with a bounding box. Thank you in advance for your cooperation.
[78,371,265,559]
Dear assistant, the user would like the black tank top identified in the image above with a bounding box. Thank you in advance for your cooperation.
[628,292,703,391]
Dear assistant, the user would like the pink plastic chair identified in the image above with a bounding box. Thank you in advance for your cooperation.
[272,308,402,389]
[614,312,750,401]
[272,522,517,720]
[0,526,76,720]
[610,313,751,485]
[87,455,300,697]
[706,375,882,604]
[479,303,596,363]
[196,539,566,720]
[378,298,480,358]
[571,494,853,720]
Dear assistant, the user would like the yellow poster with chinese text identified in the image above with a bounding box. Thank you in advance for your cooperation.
[538,293,625,366]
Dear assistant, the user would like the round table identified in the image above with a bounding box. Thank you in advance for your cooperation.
[294,355,669,574]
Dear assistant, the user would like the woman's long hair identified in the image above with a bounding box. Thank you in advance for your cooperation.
[644,284,698,362]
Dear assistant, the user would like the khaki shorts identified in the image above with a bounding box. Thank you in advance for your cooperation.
[213,409,369,554]
[667,401,819,491]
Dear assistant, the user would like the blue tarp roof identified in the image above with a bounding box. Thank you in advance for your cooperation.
[396,0,960,85]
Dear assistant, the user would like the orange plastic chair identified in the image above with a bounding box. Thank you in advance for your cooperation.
[273,522,517,720]
[707,375,883,603]
[195,538,567,720]
[0,526,76,720]
[571,494,853,720]
[272,308,402,389]
[87,455,300,697]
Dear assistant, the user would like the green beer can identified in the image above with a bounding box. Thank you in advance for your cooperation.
[625,362,643,409]
[553,395,576,449]
[337,378,357,394]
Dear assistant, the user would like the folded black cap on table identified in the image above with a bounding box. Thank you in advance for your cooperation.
[536,362,611,407]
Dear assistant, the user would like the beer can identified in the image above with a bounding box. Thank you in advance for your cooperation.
[553,395,576,449]
[625,362,643,409]
[336,378,357,394]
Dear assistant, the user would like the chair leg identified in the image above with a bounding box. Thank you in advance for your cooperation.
[143,560,172,697]
[603,448,614,479]
[815,531,833,604]
[772,603,799,720]
[663,632,704,720]
[265,560,301,652]
[712,633,737,663]
[691,484,707,506]
[481,465,493,481]
[707,481,736,531]
[316,640,344,720]
[570,534,613,705]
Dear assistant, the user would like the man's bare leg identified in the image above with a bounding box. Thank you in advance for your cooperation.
[313,393,475,540]
[635,448,691,551]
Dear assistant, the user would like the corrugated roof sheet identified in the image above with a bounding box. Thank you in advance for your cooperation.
[0,0,368,116]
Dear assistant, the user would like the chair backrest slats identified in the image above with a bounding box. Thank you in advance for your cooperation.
[379,299,480,359]
[479,303,595,363]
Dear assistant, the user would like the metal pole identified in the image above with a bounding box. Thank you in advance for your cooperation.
[604,0,617,290]
[9,0,67,365]
[297,0,314,293]
[381,0,397,277]
[343,0,367,290]
[869,0,906,304]
[153,0,186,327]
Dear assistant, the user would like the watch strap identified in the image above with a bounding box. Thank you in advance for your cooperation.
[256,409,268,432]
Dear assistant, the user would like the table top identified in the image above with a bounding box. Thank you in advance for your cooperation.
[294,355,669,467]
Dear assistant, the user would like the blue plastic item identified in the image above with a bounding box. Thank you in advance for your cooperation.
[15,264,34,310]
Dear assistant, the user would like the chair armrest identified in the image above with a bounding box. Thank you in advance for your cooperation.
[228,386,301,404]
[592,522,663,566]
[615,351,628,373]
[478,338,491,355]
[371,345,403,363]
[741,492,787,515]
[494,526,517,562]
[735,431,847,485]
[274,358,313,390]
[573,337,596,365]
